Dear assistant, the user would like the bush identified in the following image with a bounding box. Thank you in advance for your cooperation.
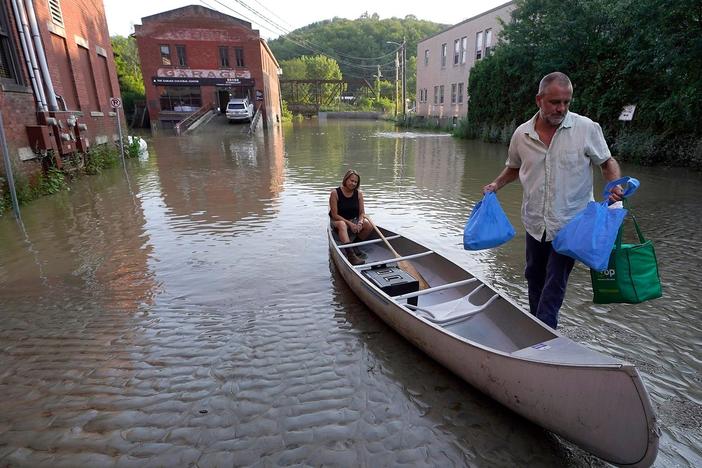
[0,161,68,216]
[39,167,68,195]
[613,131,702,169]
[281,99,293,122]
[373,97,394,113]
[124,138,142,159]
[84,144,120,175]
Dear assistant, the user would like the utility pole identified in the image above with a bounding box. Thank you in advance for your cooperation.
[375,65,382,99]
[394,50,399,117]
[401,37,407,121]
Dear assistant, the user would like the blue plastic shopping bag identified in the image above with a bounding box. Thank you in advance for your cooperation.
[552,177,639,271]
[463,192,516,250]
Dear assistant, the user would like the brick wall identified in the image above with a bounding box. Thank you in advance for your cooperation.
[1,0,125,185]
[135,5,280,128]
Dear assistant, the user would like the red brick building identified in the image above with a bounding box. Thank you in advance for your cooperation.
[134,5,282,130]
[1,0,123,183]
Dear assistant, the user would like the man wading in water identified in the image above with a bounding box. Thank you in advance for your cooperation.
[483,72,623,328]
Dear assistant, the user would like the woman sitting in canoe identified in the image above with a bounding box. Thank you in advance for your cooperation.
[329,169,373,265]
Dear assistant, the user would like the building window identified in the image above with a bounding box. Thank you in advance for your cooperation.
[458,82,464,103]
[453,39,460,65]
[460,36,467,64]
[98,55,114,109]
[159,86,202,111]
[219,46,229,68]
[485,29,493,56]
[439,85,444,104]
[0,5,21,84]
[475,31,483,60]
[160,45,171,66]
[451,83,457,103]
[176,45,187,67]
[424,49,429,66]
[48,0,64,27]
[433,86,438,104]
[77,45,99,111]
[235,47,245,67]
[440,43,447,67]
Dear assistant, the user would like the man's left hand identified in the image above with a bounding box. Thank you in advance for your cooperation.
[608,185,624,203]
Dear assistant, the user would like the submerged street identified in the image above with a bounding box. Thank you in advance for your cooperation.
[0,119,700,467]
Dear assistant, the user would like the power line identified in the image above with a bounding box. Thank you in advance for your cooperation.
[200,0,402,78]
[230,0,403,64]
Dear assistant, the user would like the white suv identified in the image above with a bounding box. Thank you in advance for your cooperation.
[226,98,254,122]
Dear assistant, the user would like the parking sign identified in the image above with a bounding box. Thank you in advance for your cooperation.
[110,97,122,109]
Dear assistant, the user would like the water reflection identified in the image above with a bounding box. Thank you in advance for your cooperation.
[0,165,156,312]
[0,119,699,466]
[147,127,285,232]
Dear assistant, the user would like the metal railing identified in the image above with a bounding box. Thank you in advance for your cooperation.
[248,104,263,134]
[174,103,213,135]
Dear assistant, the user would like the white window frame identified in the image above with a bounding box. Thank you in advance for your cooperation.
[453,39,460,65]
[475,31,483,60]
[460,36,467,64]
[441,43,447,67]
[451,83,457,104]
[485,29,493,56]
[424,49,429,66]
[458,83,464,104]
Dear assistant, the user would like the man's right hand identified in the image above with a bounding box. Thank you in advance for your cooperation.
[483,182,498,194]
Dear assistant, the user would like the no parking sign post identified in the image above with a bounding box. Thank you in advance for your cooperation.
[111,97,125,162]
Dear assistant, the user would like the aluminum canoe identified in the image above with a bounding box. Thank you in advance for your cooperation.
[329,225,659,467]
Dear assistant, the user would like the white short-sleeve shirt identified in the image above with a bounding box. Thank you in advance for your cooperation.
[506,111,611,242]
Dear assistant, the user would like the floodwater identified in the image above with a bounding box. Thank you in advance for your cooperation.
[0,116,700,467]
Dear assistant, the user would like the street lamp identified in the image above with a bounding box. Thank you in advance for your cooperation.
[386,40,406,120]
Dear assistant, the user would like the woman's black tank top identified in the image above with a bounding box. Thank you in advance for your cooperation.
[334,187,359,220]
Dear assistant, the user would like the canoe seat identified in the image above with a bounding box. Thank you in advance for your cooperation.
[406,285,500,325]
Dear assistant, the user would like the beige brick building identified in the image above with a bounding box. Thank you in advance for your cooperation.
[415,2,515,126]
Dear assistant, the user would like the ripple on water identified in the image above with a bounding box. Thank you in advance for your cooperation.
[0,121,700,466]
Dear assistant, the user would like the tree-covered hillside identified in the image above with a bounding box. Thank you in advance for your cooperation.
[268,13,446,96]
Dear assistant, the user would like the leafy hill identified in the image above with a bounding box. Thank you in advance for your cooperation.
[268,13,446,84]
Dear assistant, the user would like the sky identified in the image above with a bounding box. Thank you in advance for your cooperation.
[103,0,510,39]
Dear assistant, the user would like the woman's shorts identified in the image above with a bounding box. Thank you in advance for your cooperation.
[330,217,361,231]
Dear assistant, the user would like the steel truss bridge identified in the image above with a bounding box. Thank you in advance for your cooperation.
[280,79,376,115]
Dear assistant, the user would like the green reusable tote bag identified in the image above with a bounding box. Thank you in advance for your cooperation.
[590,207,662,304]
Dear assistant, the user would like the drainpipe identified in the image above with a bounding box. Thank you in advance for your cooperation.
[10,0,47,111]
[22,0,59,111]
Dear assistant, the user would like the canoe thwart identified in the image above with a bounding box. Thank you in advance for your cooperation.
[355,250,434,269]
[393,277,478,300]
[338,235,401,249]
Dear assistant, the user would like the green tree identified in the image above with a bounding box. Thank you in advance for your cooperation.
[463,0,702,167]
[111,35,145,115]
